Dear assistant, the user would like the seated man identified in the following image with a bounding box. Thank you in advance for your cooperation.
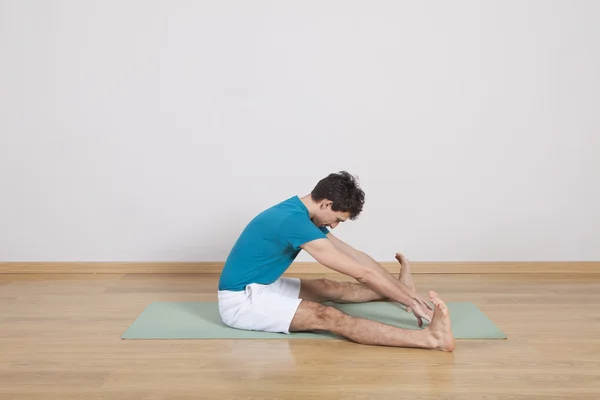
[218,171,455,351]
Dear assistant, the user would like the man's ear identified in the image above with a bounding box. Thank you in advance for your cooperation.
[320,200,333,210]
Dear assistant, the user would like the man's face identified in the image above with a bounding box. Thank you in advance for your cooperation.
[313,201,351,229]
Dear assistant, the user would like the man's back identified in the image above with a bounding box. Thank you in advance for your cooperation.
[218,195,329,291]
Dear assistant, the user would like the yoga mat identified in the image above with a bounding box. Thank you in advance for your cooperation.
[121,302,506,340]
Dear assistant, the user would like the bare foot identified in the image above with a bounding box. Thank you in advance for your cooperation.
[395,252,416,291]
[425,291,456,352]
[396,253,418,313]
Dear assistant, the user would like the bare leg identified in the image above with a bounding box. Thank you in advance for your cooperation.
[290,291,455,351]
[299,252,416,303]
[299,278,386,303]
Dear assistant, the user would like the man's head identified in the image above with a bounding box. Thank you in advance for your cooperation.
[310,171,365,229]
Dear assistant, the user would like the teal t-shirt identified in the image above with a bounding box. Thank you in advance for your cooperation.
[218,195,329,291]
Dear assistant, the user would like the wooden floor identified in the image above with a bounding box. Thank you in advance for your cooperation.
[1,272,599,399]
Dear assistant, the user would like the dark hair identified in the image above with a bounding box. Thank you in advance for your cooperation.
[311,171,365,220]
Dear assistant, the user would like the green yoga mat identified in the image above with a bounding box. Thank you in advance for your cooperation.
[121,302,506,340]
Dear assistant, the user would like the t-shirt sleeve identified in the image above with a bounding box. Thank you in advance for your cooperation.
[319,226,330,235]
[280,213,328,250]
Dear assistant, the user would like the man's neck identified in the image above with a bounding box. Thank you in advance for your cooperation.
[299,194,318,219]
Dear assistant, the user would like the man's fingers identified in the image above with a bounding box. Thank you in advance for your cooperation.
[412,304,431,327]
[417,304,433,323]
[421,312,431,324]
[418,297,433,311]
[420,296,433,311]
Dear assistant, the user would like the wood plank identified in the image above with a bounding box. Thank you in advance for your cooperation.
[1,261,599,274]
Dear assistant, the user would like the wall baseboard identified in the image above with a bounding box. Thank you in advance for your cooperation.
[1,261,599,274]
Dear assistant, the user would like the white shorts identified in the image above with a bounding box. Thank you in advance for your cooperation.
[217,277,302,334]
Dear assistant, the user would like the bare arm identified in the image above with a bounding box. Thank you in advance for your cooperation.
[301,238,429,320]
[326,232,415,294]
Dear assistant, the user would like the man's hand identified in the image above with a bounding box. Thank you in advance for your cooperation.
[406,287,434,327]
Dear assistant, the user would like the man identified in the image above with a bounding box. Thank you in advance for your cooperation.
[218,171,455,351]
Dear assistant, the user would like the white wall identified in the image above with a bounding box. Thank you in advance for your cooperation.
[1,0,599,263]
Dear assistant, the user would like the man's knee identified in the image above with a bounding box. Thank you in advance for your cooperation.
[315,303,334,320]
[315,278,339,293]
[303,278,330,287]
[301,278,341,302]
[291,301,347,332]
[314,304,346,328]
